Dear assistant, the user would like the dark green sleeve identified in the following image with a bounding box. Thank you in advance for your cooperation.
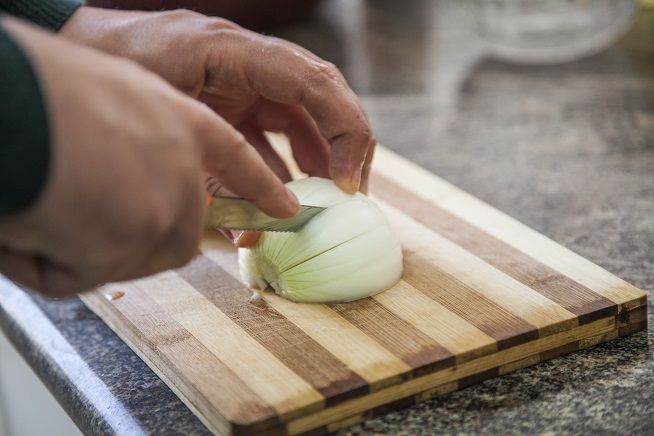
[0,26,51,217]
[0,1,82,217]
[0,0,82,32]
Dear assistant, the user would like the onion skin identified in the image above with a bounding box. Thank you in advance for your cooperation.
[238,177,403,303]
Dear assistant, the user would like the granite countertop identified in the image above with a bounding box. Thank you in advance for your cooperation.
[1,1,653,434]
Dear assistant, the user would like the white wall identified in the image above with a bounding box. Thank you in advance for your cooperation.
[0,332,82,436]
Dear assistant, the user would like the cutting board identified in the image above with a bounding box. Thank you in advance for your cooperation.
[81,138,647,435]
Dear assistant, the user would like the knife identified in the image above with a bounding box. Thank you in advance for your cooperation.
[205,196,326,232]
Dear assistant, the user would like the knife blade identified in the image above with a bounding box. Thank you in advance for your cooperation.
[205,196,326,232]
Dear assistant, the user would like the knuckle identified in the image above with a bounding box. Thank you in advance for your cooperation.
[187,103,212,134]
[175,147,200,181]
[176,239,200,268]
[136,199,173,249]
[213,132,250,174]
[296,60,348,107]
[187,107,217,151]
[200,16,242,32]
[160,8,205,22]
[307,61,341,87]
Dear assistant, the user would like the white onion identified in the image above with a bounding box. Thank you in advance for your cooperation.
[238,177,403,303]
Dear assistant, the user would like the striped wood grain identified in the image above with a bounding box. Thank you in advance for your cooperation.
[80,143,647,435]
[372,147,645,311]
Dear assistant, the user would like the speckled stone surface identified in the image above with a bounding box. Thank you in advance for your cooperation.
[1,1,652,435]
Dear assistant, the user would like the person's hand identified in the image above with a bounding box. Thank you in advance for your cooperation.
[0,17,299,297]
[59,7,376,196]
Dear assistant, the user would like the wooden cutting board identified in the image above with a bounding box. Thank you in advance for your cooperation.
[81,139,647,435]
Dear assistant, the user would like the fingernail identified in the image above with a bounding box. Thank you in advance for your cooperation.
[235,230,261,248]
[359,177,369,195]
[350,167,362,192]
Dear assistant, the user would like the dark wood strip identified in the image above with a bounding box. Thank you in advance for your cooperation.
[294,426,330,436]
[539,341,581,361]
[330,298,457,377]
[322,410,375,436]
[246,424,286,436]
[458,367,500,389]
[404,253,540,350]
[372,173,618,325]
[106,283,278,430]
[617,304,648,327]
[619,321,648,337]
[371,395,417,419]
[177,254,370,407]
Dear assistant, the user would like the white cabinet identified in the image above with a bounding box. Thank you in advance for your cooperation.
[0,332,81,436]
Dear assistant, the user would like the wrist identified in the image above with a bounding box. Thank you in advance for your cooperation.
[59,6,146,52]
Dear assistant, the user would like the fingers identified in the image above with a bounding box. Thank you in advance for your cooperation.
[235,231,261,248]
[358,136,377,195]
[196,105,300,219]
[214,228,260,247]
[248,101,331,180]
[237,122,293,182]
[206,174,234,197]
[0,171,208,297]
[0,245,42,292]
[133,173,206,278]
[0,245,84,298]
[207,30,374,193]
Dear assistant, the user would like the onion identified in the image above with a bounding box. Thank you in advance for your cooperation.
[238,177,403,303]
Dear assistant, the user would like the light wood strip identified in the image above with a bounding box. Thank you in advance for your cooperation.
[135,270,324,417]
[378,201,579,336]
[177,254,371,406]
[498,354,541,376]
[203,247,414,390]
[372,146,644,309]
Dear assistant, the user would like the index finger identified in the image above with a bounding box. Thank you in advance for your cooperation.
[195,104,300,218]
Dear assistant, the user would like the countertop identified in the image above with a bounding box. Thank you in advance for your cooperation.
[1,1,653,434]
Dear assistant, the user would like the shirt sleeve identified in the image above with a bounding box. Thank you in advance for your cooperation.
[0,1,82,217]
[0,0,82,32]
[0,26,51,217]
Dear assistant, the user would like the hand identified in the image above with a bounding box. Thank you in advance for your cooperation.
[59,7,376,196]
[0,17,299,297]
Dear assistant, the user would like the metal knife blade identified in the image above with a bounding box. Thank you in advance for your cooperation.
[205,196,325,232]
